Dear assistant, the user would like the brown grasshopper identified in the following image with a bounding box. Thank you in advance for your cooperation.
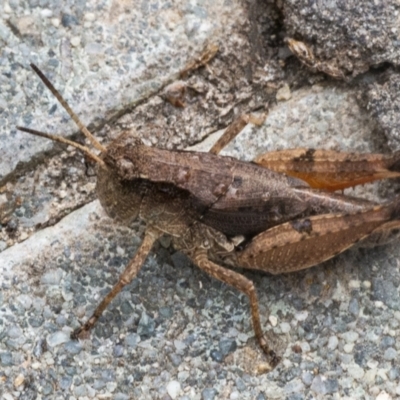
[17,64,400,368]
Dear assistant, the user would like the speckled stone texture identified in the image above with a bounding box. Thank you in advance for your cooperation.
[283,0,400,147]
[283,0,400,77]
[2,0,400,399]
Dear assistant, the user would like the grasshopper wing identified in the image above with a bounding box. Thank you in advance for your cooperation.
[255,149,400,191]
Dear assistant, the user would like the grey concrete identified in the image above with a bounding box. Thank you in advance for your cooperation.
[2,0,400,399]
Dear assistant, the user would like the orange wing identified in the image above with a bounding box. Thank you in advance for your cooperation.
[255,148,400,191]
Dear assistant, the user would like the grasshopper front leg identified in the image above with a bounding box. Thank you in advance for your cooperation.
[72,228,160,339]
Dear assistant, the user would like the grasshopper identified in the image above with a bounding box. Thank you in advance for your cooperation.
[17,64,400,368]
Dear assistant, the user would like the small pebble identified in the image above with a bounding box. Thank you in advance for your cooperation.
[31,362,41,370]
[74,384,87,397]
[300,342,310,353]
[349,280,360,289]
[114,394,130,400]
[174,340,187,352]
[311,376,327,395]
[342,331,359,343]
[177,371,189,382]
[61,13,79,27]
[388,367,399,381]
[125,333,140,347]
[210,349,223,363]
[327,335,338,351]
[106,382,117,392]
[202,388,218,400]
[364,369,377,384]
[168,353,182,367]
[64,341,82,355]
[14,374,25,387]
[347,364,365,380]
[302,371,313,386]
[19,231,28,241]
[343,343,354,353]
[70,36,81,47]
[269,315,278,326]
[295,311,308,321]
[280,322,291,333]
[166,380,181,399]
[59,376,72,390]
[376,392,392,400]
[362,280,372,289]
[380,336,395,349]
[230,391,240,399]
[137,312,155,337]
[40,9,53,18]
[219,338,237,356]
[41,269,63,285]
[4,3,12,13]
[7,325,23,339]
[284,378,305,394]
[235,377,246,391]
[84,12,96,21]
[113,345,124,357]
[348,298,359,316]
[56,314,67,326]
[47,331,69,347]
[276,84,291,101]
[384,347,397,361]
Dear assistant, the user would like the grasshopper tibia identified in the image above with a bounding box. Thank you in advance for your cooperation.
[193,249,281,368]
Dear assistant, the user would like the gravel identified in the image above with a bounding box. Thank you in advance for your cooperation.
[2,0,400,399]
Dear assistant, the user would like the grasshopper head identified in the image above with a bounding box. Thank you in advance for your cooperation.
[95,157,143,225]
[96,131,147,224]
[102,131,143,181]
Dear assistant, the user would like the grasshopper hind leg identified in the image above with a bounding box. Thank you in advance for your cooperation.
[192,249,281,368]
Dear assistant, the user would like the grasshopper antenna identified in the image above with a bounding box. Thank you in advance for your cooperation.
[26,63,106,153]
[17,63,107,167]
[16,126,106,167]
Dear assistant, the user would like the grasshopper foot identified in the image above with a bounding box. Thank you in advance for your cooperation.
[259,336,281,368]
[71,317,97,340]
